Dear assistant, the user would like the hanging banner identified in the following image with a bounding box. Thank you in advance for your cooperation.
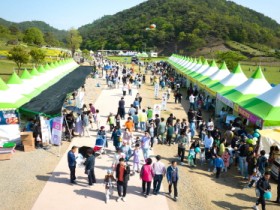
[153,104,161,118]
[51,117,63,145]
[238,106,263,126]
[161,92,167,111]
[154,83,159,98]
[40,116,51,144]
[0,110,19,125]
[217,94,234,108]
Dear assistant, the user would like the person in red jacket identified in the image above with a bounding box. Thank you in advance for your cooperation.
[140,158,154,197]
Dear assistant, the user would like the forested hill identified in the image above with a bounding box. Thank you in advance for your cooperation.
[78,0,280,55]
[0,18,67,41]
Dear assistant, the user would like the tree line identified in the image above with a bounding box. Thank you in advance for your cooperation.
[78,0,280,55]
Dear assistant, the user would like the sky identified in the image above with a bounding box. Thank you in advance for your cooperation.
[0,0,279,30]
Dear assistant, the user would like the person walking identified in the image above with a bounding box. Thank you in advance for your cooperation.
[177,132,188,165]
[82,111,91,137]
[140,158,154,197]
[67,146,78,184]
[139,109,147,132]
[111,126,122,151]
[166,123,174,146]
[116,158,131,202]
[118,97,126,119]
[166,161,179,201]
[253,171,271,210]
[141,132,151,160]
[157,118,166,144]
[85,149,96,186]
[152,155,166,195]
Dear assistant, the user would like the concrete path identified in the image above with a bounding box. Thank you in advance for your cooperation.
[32,85,169,210]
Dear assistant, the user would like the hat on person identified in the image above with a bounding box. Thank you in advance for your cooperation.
[107,169,112,174]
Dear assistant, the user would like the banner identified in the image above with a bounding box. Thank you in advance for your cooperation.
[51,117,63,145]
[40,116,51,144]
[153,104,161,118]
[238,106,263,126]
[0,124,20,143]
[0,110,19,125]
[161,92,167,110]
[154,83,159,98]
[217,94,234,108]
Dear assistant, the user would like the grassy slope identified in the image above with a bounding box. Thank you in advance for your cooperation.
[0,41,67,81]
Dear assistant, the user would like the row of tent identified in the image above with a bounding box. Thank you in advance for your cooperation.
[169,54,280,127]
[0,59,79,109]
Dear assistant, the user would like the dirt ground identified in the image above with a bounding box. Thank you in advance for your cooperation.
[138,73,279,210]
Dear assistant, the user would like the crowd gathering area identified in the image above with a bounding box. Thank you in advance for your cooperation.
[0,54,280,210]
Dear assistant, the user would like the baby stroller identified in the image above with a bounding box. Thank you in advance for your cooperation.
[93,136,107,155]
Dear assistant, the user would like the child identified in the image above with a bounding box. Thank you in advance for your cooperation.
[130,144,141,174]
[200,148,206,165]
[244,169,261,188]
[188,146,196,167]
[214,154,224,178]
[222,148,230,172]
[120,141,131,162]
[104,169,116,203]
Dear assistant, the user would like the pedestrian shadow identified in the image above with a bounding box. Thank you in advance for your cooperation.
[212,200,252,210]
[226,193,256,202]
[74,188,106,201]
[36,175,69,184]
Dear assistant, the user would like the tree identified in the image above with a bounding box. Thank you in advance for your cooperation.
[66,28,82,57]
[44,32,60,47]
[8,46,29,74]
[23,27,44,45]
[216,51,247,70]
[30,48,46,67]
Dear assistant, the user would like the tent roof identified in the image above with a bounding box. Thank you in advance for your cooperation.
[38,65,46,73]
[194,60,219,82]
[7,72,22,84]
[0,77,9,90]
[222,67,271,103]
[21,69,32,80]
[209,64,247,93]
[30,67,40,76]
[234,67,271,94]
[200,61,231,87]
[238,85,280,125]
[257,83,280,107]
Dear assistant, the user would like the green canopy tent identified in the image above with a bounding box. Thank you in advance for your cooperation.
[221,66,272,104]
[200,61,231,88]
[192,60,219,88]
[238,84,280,127]
[209,63,247,94]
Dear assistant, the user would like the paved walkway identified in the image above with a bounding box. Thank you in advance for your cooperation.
[32,85,169,210]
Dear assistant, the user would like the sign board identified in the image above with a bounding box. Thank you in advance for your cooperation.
[51,117,63,145]
[153,104,161,118]
[161,92,167,110]
[217,94,234,108]
[40,116,51,144]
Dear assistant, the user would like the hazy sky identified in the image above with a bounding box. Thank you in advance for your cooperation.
[0,0,279,30]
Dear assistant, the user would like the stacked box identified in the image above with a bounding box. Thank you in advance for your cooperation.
[21,132,35,151]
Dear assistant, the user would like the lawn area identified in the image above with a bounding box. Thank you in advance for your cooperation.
[240,64,280,85]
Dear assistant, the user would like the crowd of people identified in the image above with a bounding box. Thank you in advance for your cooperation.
[66,57,279,209]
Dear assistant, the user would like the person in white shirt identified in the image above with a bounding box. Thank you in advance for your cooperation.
[152,155,166,195]
[207,118,214,132]
[189,94,195,110]
[204,132,214,163]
